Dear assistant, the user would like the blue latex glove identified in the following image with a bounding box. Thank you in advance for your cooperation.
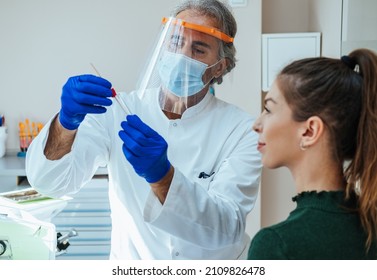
[118,115,171,183]
[59,75,113,130]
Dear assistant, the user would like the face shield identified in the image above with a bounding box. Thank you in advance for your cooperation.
[136,17,234,115]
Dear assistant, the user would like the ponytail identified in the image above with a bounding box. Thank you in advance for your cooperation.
[345,48,377,249]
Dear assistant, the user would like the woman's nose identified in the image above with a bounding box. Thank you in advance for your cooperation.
[252,118,262,133]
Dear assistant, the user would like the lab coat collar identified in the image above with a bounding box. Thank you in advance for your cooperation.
[181,91,213,119]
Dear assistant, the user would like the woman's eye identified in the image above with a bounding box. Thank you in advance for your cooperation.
[263,106,271,113]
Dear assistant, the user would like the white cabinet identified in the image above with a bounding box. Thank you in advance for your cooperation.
[51,176,111,260]
[262,32,321,91]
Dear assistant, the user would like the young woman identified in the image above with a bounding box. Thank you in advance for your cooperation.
[248,48,377,259]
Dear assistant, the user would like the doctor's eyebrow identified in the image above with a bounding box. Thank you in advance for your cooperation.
[192,40,212,50]
[168,34,212,50]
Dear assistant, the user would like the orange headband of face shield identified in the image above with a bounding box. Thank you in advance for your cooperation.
[162,17,234,43]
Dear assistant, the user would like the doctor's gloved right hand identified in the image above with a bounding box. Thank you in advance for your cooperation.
[59,75,113,130]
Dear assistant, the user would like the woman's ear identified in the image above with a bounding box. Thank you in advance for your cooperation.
[299,116,324,149]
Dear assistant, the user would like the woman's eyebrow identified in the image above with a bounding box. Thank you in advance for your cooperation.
[264,97,277,105]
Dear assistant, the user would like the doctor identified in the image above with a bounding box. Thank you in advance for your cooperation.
[26,0,261,259]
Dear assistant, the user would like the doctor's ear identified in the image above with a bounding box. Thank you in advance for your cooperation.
[213,58,227,78]
[299,116,324,149]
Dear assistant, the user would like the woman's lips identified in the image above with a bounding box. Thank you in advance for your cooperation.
[257,142,266,151]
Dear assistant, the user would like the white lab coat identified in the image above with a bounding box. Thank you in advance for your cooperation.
[26,89,262,259]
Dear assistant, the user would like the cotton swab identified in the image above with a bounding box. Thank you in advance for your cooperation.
[90,63,131,115]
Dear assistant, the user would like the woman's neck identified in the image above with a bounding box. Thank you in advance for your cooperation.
[290,154,346,193]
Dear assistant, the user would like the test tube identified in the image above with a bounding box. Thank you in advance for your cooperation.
[90,63,131,115]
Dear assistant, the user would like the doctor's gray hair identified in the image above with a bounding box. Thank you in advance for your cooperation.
[172,0,237,85]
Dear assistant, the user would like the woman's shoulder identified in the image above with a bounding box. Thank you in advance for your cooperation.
[248,226,289,259]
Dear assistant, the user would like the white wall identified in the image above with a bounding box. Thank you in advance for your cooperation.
[262,0,310,33]
[308,0,342,57]
[263,0,342,57]
[0,0,263,237]
[341,0,377,54]
[0,0,175,151]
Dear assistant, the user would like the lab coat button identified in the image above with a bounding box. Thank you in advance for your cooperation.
[173,123,177,127]
[175,252,179,256]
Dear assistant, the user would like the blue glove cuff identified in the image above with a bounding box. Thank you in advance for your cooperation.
[144,159,171,184]
[58,110,84,130]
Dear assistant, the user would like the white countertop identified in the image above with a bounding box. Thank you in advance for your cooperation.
[0,155,27,176]
[0,155,108,192]
[0,155,108,176]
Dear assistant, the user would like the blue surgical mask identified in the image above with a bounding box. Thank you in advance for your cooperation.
[158,51,213,97]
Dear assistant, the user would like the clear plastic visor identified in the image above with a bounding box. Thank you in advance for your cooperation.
[135,17,231,116]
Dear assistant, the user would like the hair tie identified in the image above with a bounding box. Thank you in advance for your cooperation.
[341,55,360,73]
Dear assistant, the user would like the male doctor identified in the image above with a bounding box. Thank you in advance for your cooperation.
[26,0,261,259]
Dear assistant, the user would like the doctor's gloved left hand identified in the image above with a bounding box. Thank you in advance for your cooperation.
[118,115,171,183]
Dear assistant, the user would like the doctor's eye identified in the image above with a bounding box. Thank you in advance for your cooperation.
[190,41,211,59]
[192,46,205,54]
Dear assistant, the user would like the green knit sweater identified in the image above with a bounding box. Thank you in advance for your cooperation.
[248,191,377,260]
